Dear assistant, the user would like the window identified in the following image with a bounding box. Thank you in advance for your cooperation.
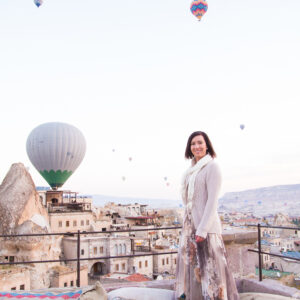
[100,246,104,254]
[166,258,169,265]
[145,260,148,267]
[81,249,84,255]
[66,221,70,227]
[162,259,165,266]
[64,282,67,287]
[174,258,177,265]
[9,256,15,263]
[20,285,25,290]
[86,220,90,225]
[94,247,97,254]
[58,221,62,228]
[73,220,77,227]
[139,261,142,268]
[81,220,84,226]
[122,263,126,271]
[11,287,16,291]
[70,281,74,287]
[115,264,119,271]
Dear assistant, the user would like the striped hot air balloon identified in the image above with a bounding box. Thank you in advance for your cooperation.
[26,122,86,190]
[190,0,208,21]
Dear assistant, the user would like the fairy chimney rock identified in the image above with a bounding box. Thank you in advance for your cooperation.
[0,163,49,235]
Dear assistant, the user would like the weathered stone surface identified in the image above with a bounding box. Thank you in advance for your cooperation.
[0,163,49,235]
[0,163,62,289]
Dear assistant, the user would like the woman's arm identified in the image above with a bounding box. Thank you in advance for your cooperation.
[195,162,222,239]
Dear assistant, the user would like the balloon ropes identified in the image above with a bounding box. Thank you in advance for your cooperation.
[26,122,86,190]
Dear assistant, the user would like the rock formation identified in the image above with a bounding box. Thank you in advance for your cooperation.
[0,163,49,235]
[0,163,62,289]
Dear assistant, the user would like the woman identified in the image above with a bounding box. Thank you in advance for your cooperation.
[175,131,239,300]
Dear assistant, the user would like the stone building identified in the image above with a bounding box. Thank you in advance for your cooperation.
[0,267,30,291]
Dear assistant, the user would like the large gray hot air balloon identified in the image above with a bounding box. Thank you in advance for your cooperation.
[26,122,86,190]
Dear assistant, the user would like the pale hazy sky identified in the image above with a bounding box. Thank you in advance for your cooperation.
[0,0,300,201]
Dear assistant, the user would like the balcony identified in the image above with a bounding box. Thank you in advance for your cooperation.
[1,226,300,299]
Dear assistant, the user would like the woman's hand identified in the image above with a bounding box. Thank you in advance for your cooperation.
[195,235,205,243]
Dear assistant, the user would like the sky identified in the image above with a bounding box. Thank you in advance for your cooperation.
[0,0,300,201]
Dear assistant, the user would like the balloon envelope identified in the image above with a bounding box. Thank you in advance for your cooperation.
[34,0,43,7]
[190,0,208,21]
[26,122,86,190]
[240,124,245,130]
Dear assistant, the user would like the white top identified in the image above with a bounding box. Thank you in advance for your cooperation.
[190,160,222,238]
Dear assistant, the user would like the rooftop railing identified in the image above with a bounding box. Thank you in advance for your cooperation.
[248,224,300,281]
[0,226,181,287]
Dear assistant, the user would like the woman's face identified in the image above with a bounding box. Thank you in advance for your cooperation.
[190,135,207,161]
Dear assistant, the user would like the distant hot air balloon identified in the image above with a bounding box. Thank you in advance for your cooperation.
[190,0,208,21]
[112,149,115,152]
[166,182,170,187]
[128,157,132,162]
[122,176,126,181]
[34,0,43,7]
[26,122,86,190]
[240,124,245,130]
[258,200,262,205]
[164,177,168,181]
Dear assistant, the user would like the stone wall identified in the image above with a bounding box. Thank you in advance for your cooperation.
[222,230,258,278]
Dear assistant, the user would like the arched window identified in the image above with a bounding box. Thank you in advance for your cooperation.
[114,245,118,256]
[118,244,122,255]
[122,244,126,254]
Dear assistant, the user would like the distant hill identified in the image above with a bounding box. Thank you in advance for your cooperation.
[92,194,181,209]
[91,184,300,216]
[219,184,300,216]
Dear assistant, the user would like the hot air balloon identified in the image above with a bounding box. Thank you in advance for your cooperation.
[128,157,132,162]
[122,176,126,181]
[34,0,43,7]
[190,0,208,21]
[164,177,168,181]
[240,124,245,130]
[26,122,86,190]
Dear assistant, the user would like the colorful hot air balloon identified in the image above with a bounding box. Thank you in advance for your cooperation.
[26,122,86,190]
[34,0,43,7]
[190,0,208,21]
[240,124,245,130]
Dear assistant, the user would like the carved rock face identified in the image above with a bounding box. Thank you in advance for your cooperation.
[0,163,49,235]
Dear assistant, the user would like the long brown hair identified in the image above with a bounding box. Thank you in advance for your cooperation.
[185,131,216,159]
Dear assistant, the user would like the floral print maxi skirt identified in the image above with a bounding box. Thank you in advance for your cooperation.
[175,233,239,300]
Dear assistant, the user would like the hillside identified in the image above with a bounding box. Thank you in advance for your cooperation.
[219,184,300,216]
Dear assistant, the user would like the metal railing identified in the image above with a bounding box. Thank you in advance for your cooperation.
[248,224,300,281]
[0,226,182,287]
